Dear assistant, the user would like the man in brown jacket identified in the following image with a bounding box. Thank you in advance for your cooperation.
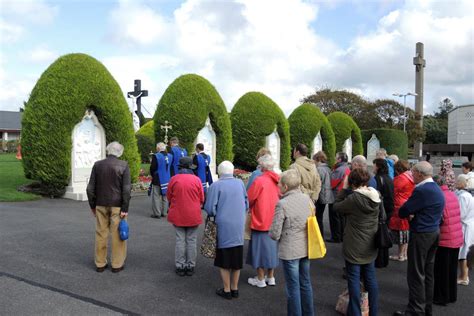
[289,143,321,201]
[87,141,131,273]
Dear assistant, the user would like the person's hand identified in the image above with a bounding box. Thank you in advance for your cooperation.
[120,211,128,219]
[91,208,96,217]
[342,176,349,189]
[409,215,414,221]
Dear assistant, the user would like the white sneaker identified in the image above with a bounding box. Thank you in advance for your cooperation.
[265,276,276,286]
[248,276,267,288]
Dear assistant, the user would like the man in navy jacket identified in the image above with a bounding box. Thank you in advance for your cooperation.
[393,161,444,316]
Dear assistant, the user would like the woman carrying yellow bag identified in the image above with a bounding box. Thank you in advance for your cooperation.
[270,170,315,316]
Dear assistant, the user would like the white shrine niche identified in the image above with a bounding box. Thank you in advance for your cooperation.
[342,137,353,162]
[312,131,323,157]
[367,134,380,166]
[194,117,217,179]
[265,128,281,173]
[64,110,106,201]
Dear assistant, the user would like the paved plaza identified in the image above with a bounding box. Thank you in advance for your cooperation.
[1,195,473,315]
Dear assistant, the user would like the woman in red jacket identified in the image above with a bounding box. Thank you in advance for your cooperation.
[389,160,415,261]
[167,157,205,276]
[246,154,280,288]
[433,175,464,305]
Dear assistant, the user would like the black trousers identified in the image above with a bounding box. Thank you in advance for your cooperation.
[433,246,459,304]
[328,204,344,241]
[315,201,326,238]
[406,231,439,316]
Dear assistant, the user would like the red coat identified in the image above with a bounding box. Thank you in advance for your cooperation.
[439,185,464,248]
[247,171,280,231]
[167,173,205,227]
[389,171,414,231]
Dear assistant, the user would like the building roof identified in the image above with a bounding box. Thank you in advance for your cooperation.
[448,104,474,114]
[0,111,22,131]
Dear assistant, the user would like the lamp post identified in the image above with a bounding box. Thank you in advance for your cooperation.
[393,92,417,132]
[457,131,465,156]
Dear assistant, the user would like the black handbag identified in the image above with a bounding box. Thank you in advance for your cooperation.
[375,202,393,249]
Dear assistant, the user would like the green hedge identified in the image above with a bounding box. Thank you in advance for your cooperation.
[231,92,291,171]
[361,128,408,159]
[153,74,233,163]
[327,111,363,157]
[136,120,155,162]
[288,103,336,166]
[22,53,140,196]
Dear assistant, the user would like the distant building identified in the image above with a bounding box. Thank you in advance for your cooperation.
[0,111,22,149]
[448,104,474,144]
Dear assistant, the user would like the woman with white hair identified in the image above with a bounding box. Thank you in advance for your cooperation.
[204,161,248,299]
[246,154,280,288]
[456,174,474,285]
[270,169,315,316]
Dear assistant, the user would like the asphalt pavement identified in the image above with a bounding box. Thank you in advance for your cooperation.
[0,194,472,315]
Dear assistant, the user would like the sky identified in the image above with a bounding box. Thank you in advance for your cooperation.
[0,0,473,118]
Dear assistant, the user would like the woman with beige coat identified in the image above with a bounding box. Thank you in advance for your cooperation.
[270,169,315,316]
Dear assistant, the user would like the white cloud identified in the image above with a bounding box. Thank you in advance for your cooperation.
[107,0,172,46]
[0,19,23,43]
[0,0,58,24]
[25,45,59,63]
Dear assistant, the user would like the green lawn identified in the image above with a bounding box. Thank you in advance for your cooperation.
[0,153,41,202]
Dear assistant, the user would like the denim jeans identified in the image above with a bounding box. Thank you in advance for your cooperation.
[345,260,378,316]
[281,257,315,316]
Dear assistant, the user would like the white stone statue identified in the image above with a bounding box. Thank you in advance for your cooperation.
[367,134,380,166]
[127,92,141,132]
[265,128,281,173]
[312,131,323,157]
[194,117,217,179]
[342,137,353,162]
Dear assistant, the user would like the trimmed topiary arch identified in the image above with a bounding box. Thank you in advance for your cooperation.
[136,120,155,162]
[327,111,363,157]
[230,92,291,171]
[288,103,336,166]
[153,74,233,163]
[22,53,140,195]
[361,129,408,159]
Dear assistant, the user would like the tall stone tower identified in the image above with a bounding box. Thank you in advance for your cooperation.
[413,42,426,158]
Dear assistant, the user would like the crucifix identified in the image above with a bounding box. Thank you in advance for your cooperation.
[127,79,148,128]
[161,120,172,144]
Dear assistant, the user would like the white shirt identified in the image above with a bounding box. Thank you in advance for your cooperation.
[415,177,434,188]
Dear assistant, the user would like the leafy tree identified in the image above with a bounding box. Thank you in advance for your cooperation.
[435,98,455,120]
[423,115,447,144]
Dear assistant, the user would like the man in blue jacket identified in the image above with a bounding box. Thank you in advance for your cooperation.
[169,137,187,177]
[150,142,172,218]
[193,143,213,193]
[393,161,444,316]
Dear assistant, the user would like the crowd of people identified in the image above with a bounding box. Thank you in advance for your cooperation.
[86,139,474,316]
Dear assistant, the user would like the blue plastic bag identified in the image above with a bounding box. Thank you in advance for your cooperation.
[119,219,129,241]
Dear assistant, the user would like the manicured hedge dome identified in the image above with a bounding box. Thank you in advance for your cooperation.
[153,74,233,163]
[327,111,363,157]
[22,53,140,195]
[288,103,336,166]
[136,120,155,162]
[231,92,291,171]
[362,129,408,160]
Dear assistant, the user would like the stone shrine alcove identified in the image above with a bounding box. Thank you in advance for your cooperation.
[194,116,217,179]
[64,110,106,201]
[265,128,281,173]
[312,132,323,157]
[343,137,353,162]
[367,134,380,166]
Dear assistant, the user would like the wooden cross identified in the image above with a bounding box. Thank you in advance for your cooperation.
[160,120,172,144]
[127,79,148,127]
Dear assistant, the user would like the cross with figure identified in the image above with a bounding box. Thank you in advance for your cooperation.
[161,120,172,144]
[127,79,148,129]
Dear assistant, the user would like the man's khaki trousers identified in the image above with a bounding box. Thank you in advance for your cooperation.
[95,206,127,269]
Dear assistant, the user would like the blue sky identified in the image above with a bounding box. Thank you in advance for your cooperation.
[1,0,473,117]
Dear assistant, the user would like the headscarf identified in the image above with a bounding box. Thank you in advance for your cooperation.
[439,159,456,191]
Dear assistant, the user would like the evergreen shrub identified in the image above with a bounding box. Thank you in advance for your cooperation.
[136,120,155,162]
[22,53,140,196]
[288,103,336,166]
[231,92,291,171]
[153,74,233,163]
[361,129,408,159]
[327,111,363,156]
